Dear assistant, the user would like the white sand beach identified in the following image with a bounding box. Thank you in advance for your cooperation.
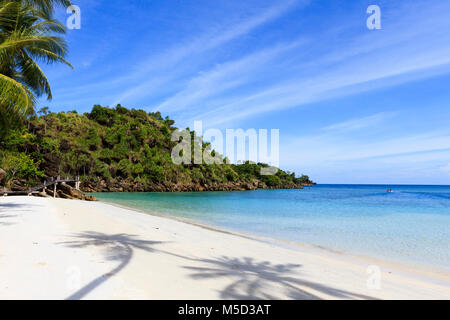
[0,196,448,300]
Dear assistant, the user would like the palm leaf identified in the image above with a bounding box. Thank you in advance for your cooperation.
[17,51,52,98]
[0,73,33,113]
[26,46,72,67]
[0,0,72,128]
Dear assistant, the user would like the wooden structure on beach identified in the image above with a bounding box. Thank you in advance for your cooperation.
[2,176,80,197]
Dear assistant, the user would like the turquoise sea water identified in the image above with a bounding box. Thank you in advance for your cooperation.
[92,185,450,272]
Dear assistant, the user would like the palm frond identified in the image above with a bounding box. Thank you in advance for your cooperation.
[0,0,72,128]
[31,18,66,34]
[17,51,52,98]
[0,73,33,114]
[26,46,72,68]
[9,0,72,19]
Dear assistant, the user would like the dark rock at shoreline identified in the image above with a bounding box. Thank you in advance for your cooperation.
[80,177,309,193]
[85,195,98,201]
[10,179,29,191]
[59,182,86,200]
[41,182,97,201]
[45,188,57,197]
[0,168,5,182]
[2,176,310,199]
[36,191,51,198]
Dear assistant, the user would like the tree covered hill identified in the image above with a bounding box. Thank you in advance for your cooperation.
[0,105,314,192]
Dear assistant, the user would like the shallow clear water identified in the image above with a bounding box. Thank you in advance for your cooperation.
[92,185,450,271]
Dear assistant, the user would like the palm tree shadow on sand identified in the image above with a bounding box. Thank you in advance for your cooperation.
[0,214,17,226]
[183,256,377,300]
[59,232,377,300]
[58,231,165,300]
[0,203,25,226]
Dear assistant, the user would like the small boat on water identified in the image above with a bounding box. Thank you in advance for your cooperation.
[386,188,393,193]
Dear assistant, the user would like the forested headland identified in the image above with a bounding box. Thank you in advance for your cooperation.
[0,0,313,193]
[0,105,314,192]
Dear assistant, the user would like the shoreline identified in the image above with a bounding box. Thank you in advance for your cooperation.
[1,196,449,299]
[94,198,450,285]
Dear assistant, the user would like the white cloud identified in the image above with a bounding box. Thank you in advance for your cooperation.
[283,130,450,166]
[157,1,450,127]
[156,40,305,113]
[321,112,395,133]
[280,126,450,184]
[111,0,306,106]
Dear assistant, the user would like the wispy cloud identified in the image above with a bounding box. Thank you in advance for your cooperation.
[44,0,450,184]
[321,112,396,133]
[110,0,306,106]
[159,1,450,127]
[281,117,450,184]
[156,40,305,113]
[292,131,450,163]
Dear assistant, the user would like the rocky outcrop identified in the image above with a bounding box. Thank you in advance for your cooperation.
[85,195,98,201]
[43,182,97,201]
[0,168,5,182]
[36,191,51,198]
[58,182,85,199]
[81,177,308,193]
[3,175,310,198]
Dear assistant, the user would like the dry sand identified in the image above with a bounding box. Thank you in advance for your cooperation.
[0,196,449,300]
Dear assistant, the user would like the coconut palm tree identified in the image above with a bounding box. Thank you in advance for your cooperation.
[0,0,72,133]
[15,0,71,18]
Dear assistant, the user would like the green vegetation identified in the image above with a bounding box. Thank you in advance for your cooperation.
[0,1,313,192]
[0,151,43,187]
[0,0,71,135]
[0,105,313,191]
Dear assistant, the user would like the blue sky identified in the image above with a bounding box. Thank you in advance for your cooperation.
[42,0,450,184]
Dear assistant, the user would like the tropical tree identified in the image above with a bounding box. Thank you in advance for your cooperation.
[0,0,72,134]
[38,106,48,115]
[19,0,71,16]
[0,151,44,186]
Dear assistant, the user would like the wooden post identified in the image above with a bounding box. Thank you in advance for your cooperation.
[54,182,57,198]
